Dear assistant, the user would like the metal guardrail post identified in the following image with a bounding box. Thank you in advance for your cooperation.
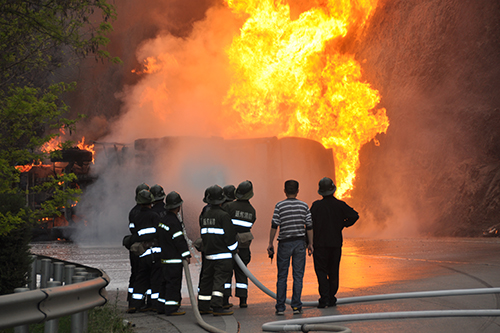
[13,288,30,333]
[65,264,76,285]
[76,271,90,333]
[44,281,61,333]
[70,275,85,333]
[53,262,64,283]
[41,259,52,289]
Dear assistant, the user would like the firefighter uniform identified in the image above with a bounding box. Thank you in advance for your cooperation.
[223,199,256,302]
[198,186,238,315]
[129,192,163,311]
[158,210,191,314]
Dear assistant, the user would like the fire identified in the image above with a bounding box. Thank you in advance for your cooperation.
[76,137,95,163]
[223,0,389,197]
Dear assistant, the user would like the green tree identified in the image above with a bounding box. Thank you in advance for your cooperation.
[0,0,120,294]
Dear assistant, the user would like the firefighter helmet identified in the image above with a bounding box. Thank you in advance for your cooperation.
[223,185,236,201]
[136,189,154,205]
[318,177,336,196]
[135,183,150,196]
[150,184,166,201]
[204,185,226,205]
[235,180,254,200]
[165,191,183,210]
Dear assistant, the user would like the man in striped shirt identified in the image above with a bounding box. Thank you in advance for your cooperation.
[267,180,313,315]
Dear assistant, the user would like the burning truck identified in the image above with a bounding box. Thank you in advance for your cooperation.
[24,135,335,242]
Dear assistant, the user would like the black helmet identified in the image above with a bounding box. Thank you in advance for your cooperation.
[235,180,253,200]
[204,185,226,205]
[318,177,336,196]
[150,184,166,201]
[136,189,154,205]
[165,191,183,210]
[135,183,150,196]
[223,185,236,201]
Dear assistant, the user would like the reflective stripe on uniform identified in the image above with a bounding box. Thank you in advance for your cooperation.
[232,219,253,228]
[205,253,232,260]
[132,293,143,300]
[151,293,160,299]
[158,298,166,304]
[147,289,152,295]
[236,283,248,289]
[224,283,232,289]
[172,231,183,239]
[138,227,156,236]
[165,300,179,306]
[158,223,169,231]
[128,223,135,229]
[212,291,224,297]
[198,295,211,301]
[162,259,182,264]
[228,241,238,251]
[201,227,225,235]
[140,247,162,257]
[128,288,134,293]
[181,251,190,257]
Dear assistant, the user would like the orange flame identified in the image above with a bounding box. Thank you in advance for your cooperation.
[76,137,95,163]
[223,0,389,197]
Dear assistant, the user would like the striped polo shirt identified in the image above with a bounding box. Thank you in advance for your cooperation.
[271,198,312,241]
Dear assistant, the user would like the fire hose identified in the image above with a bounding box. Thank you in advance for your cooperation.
[182,252,500,332]
[183,260,228,333]
[232,255,500,332]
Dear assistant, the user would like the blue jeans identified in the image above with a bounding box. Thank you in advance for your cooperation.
[275,239,306,311]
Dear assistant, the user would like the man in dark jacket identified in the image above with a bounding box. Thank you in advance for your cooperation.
[223,180,256,308]
[198,185,238,316]
[310,177,359,308]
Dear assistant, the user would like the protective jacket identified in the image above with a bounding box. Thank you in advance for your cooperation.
[158,211,191,263]
[199,205,238,260]
[130,206,161,258]
[310,195,359,247]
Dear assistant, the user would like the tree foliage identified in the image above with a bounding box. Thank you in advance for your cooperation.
[0,1,119,237]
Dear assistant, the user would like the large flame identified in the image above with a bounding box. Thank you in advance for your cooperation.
[223,0,389,197]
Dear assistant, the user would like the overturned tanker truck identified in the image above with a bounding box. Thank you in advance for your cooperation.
[124,136,336,237]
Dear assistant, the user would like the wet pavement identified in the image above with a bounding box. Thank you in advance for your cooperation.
[31,237,500,332]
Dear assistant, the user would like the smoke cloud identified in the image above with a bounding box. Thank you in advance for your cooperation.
[71,0,500,244]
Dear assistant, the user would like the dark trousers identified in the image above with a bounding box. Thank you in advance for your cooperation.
[128,251,140,304]
[224,248,251,298]
[198,258,233,311]
[130,255,162,310]
[313,246,342,305]
[163,263,183,313]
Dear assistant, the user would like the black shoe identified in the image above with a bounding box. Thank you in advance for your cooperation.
[317,303,327,308]
[212,307,234,316]
[126,307,137,314]
[199,309,213,315]
[166,310,186,316]
[292,307,302,314]
[239,297,248,308]
[222,302,233,309]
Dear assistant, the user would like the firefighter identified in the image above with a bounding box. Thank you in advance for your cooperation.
[126,183,150,313]
[198,185,238,316]
[157,191,192,315]
[223,180,256,308]
[222,185,236,208]
[128,189,163,312]
[148,184,167,313]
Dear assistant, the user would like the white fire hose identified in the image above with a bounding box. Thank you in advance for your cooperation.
[233,255,500,332]
[181,252,500,333]
[183,259,228,333]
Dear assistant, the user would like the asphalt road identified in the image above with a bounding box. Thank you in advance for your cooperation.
[110,237,500,333]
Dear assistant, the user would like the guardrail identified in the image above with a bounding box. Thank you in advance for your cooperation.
[0,254,110,332]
